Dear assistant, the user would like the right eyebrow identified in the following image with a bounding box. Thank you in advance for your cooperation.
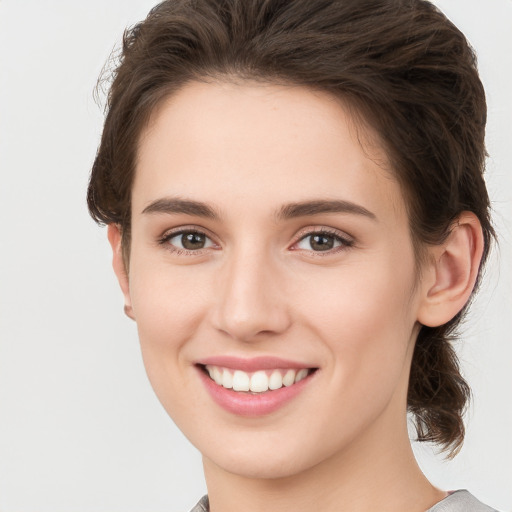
[276,199,377,221]
[141,197,220,219]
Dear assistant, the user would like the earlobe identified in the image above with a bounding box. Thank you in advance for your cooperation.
[107,224,135,321]
[417,212,484,328]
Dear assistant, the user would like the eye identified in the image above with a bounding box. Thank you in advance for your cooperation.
[160,229,216,252]
[294,230,353,253]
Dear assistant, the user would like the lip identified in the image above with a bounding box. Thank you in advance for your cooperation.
[195,357,318,417]
[197,355,312,372]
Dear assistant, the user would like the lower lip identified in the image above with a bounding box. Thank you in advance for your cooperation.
[197,367,315,417]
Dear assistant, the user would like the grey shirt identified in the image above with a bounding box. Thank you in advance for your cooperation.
[427,490,497,511]
[190,490,498,511]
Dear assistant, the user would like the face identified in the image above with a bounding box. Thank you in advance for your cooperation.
[116,81,430,480]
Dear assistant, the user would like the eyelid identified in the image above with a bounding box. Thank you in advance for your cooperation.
[157,225,220,254]
[156,224,354,256]
[290,226,355,253]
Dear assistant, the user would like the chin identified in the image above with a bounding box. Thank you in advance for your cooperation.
[199,430,334,481]
[208,451,310,480]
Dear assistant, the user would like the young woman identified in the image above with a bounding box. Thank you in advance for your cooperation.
[88,0,497,510]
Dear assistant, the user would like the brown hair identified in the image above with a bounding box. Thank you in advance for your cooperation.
[88,0,494,456]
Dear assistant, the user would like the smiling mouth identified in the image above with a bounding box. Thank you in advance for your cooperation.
[199,364,317,393]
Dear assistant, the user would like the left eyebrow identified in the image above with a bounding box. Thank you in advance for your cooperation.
[141,197,220,219]
[276,199,377,221]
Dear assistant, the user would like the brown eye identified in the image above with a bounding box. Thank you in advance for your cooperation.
[163,230,215,252]
[309,234,335,251]
[295,231,352,253]
[181,232,207,250]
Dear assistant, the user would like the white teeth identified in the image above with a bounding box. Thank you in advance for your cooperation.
[222,368,233,389]
[232,370,250,392]
[282,369,296,387]
[212,366,223,386]
[268,370,283,390]
[250,371,269,392]
[295,368,308,383]
[204,365,311,393]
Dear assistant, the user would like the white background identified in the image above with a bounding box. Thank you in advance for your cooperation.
[0,1,511,511]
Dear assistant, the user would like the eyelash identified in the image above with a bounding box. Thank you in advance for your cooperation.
[292,228,354,256]
[157,226,354,256]
[158,227,217,256]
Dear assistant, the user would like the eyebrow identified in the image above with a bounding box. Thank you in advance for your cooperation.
[142,197,220,218]
[277,199,377,221]
[141,197,376,221]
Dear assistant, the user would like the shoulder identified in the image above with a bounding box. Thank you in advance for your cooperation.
[427,490,499,512]
[189,495,209,512]
[187,492,499,512]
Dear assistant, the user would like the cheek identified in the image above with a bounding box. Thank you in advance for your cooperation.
[286,264,418,452]
[130,254,209,335]
[300,255,416,339]
[127,258,211,391]
[296,254,418,388]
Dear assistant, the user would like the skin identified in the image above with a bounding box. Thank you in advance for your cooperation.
[109,81,484,512]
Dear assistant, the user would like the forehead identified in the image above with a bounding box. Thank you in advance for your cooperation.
[133,80,404,222]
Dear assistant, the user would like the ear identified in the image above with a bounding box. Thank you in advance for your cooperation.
[417,212,484,327]
[107,224,135,321]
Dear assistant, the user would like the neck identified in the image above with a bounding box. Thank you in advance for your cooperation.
[203,406,444,512]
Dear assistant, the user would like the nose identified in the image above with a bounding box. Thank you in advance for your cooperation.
[211,246,292,342]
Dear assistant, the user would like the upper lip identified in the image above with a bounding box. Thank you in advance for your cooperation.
[196,355,316,372]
